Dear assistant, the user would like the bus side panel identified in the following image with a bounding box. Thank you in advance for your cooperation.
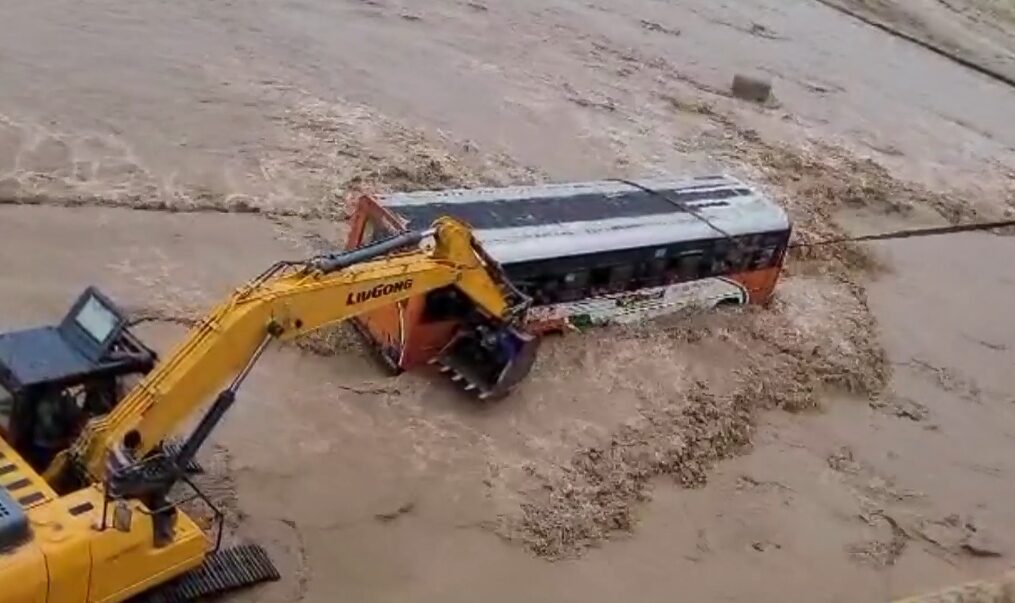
[343,195,418,369]
[344,202,369,250]
[354,303,405,369]
[362,298,462,371]
[402,319,460,370]
[344,193,407,251]
[729,266,782,304]
[394,298,436,370]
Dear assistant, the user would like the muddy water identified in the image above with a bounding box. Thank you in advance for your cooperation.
[2,211,1011,602]
[200,231,1015,603]
[2,0,1015,601]
[2,0,1014,211]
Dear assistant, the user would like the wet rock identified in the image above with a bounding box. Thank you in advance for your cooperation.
[731,74,772,103]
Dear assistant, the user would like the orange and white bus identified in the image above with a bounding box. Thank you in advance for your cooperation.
[344,176,791,371]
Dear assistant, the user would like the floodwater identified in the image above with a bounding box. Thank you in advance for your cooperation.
[1,205,1013,602]
[1,0,1015,601]
[2,0,1014,208]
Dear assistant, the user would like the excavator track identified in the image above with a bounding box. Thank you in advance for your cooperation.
[135,544,280,602]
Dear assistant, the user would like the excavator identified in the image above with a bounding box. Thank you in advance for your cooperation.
[0,217,538,602]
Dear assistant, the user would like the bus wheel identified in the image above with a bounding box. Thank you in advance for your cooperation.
[715,297,744,309]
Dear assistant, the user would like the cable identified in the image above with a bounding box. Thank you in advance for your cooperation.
[613,178,1012,250]
[790,219,1015,248]
[610,178,737,242]
[811,0,1015,91]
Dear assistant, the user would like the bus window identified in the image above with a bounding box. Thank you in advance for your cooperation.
[590,266,612,288]
[753,232,788,269]
[707,239,729,275]
[560,270,590,301]
[647,258,667,279]
[538,279,562,303]
[751,247,777,269]
[639,248,668,285]
[675,252,703,280]
[726,244,749,273]
[610,263,636,288]
[360,217,395,246]
[361,220,376,245]
[564,270,589,288]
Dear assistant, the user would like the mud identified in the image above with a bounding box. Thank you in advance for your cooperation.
[899,570,1015,603]
[180,444,247,540]
[0,94,536,217]
[499,277,889,559]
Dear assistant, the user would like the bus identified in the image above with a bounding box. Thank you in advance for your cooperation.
[344,176,791,371]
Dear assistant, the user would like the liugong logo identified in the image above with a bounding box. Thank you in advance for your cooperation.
[346,279,414,305]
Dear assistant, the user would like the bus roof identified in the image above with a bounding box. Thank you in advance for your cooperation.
[380,176,790,264]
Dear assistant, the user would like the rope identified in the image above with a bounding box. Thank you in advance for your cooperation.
[790,219,1015,248]
[610,178,737,241]
[611,178,1014,248]
[811,0,1015,91]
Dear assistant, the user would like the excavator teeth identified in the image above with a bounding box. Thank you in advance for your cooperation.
[438,365,451,374]
[450,373,464,382]
[463,383,477,391]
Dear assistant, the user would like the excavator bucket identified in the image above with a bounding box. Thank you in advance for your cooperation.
[431,323,539,400]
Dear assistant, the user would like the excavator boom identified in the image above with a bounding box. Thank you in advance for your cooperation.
[50,217,530,484]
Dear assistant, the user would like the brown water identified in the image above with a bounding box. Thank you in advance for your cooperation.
[2,0,1015,601]
[2,0,1014,211]
[1,205,1013,602]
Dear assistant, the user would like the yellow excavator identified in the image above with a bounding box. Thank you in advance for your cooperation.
[0,217,537,602]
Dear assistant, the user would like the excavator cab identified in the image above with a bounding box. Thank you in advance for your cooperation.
[0,287,156,471]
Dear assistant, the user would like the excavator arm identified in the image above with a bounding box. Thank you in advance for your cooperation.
[44,216,533,486]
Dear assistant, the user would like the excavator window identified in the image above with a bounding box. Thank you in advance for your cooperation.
[74,294,120,345]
